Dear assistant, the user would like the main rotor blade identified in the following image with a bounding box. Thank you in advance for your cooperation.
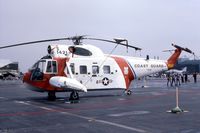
[85,37,142,50]
[0,35,142,51]
[0,37,71,49]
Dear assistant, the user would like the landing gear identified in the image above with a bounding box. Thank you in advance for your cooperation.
[48,91,56,101]
[125,90,132,95]
[69,91,79,102]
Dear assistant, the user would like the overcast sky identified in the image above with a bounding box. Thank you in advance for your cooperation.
[0,0,200,72]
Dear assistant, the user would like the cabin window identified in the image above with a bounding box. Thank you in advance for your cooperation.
[103,65,110,74]
[80,65,87,74]
[92,66,99,74]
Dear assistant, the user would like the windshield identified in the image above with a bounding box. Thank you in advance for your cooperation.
[46,60,58,73]
[30,60,46,81]
[31,60,46,73]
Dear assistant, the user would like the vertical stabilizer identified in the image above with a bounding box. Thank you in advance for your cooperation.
[167,49,182,69]
[167,44,193,69]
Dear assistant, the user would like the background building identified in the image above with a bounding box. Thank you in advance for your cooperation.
[175,58,200,74]
[0,59,19,79]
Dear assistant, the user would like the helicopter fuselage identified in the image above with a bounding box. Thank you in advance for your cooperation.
[23,44,168,93]
[0,36,193,101]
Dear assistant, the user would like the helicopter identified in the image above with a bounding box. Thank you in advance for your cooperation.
[0,36,194,101]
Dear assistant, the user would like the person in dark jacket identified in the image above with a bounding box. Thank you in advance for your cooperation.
[193,72,197,83]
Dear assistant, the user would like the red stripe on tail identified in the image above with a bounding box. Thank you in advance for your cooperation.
[167,49,182,69]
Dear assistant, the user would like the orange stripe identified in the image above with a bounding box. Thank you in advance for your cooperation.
[167,49,182,69]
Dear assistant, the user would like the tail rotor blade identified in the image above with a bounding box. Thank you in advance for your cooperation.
[172,43,194,54]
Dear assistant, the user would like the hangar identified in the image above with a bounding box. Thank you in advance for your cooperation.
[0,59,19,80]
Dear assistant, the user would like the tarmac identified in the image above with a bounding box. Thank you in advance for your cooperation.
[0,77,200,133]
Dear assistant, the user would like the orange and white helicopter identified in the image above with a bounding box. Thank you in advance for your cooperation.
[0,36,194,101]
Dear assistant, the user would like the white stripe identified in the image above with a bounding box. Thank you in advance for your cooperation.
[108,111,150,117]
[14,101,31,105]
[39,107,55,111]
[61,112,146,133]
[24,102,147,133]
[96,119,146,133]
[26,101,55,111]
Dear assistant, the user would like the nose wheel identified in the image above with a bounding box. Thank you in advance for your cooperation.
[69,91,79,102]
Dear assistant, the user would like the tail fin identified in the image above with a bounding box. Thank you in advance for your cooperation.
[167,49,182,69]
[167,43,193,69]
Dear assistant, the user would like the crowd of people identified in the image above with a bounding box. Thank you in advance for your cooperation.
[166,72,198,87]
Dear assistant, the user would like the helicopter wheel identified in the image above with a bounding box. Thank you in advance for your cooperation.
[48,91,56,101]
[69,91,79,102]
[126,90,132,95]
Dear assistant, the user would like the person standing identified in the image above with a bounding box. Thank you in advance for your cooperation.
[167,74,172,87]
[171,74,175,87]
[193,72,197,83]
[176,74,181,86]
[181,74,184,83]
[184,73,188,83]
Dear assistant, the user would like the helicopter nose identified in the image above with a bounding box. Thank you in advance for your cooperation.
[22,72,30,83]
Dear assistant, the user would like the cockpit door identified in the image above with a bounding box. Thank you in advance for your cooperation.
[31,60,46,81]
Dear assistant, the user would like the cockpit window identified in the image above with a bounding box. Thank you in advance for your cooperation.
[37,60,46,72]
[30,60,58,81]
[52,61,57,73]
[31,60,46,72]
[46,60,57,73]
[46,61,52,73]
[30,60,46,81]
[73,47,92,56]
